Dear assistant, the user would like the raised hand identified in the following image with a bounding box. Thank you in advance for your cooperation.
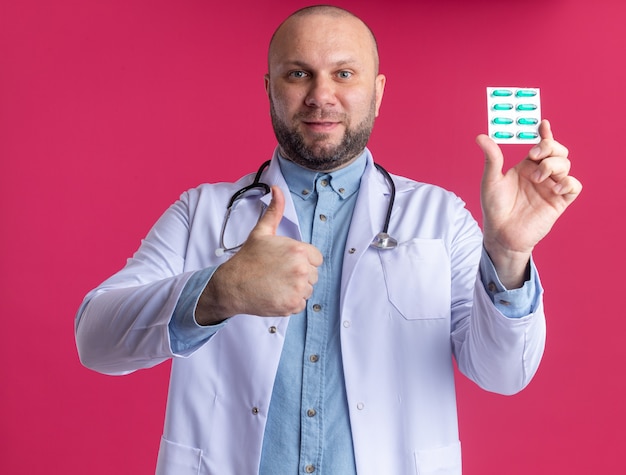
[476,120,582,288]
[196,186,323,324]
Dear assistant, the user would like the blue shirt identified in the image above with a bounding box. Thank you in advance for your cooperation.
[258,153,366,474]
[169,151,540,474]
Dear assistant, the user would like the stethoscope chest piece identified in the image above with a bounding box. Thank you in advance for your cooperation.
[370,232,398,250]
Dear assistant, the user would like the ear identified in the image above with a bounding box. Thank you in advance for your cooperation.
[374,74,386,117]
[264,74,271,97]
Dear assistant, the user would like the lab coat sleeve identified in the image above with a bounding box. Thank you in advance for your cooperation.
[75,191,200,375]
[454,283,546,395]
[449,197,546,395]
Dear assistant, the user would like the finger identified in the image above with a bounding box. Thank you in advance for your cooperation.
[476,133,504,185]
[252,185,285,236]
[306,245,324,267]
[553,175,583,201]
[531,156,572,184]
[539,119,554,141]
[528,120,568,160]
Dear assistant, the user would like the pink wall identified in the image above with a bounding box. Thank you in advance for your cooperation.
[1,0,624,473]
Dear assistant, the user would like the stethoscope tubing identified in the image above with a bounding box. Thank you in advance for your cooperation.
[219,158,398,254]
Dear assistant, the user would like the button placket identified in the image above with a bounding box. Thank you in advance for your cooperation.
[298,175,337,471]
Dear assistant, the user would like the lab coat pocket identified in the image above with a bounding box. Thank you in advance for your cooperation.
[414,441,462,475]
[156,436,204,475]
[379,238,450,320]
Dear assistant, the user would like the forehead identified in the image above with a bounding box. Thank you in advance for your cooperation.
[268,13,377,71]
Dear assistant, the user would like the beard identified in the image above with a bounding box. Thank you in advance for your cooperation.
[269,99,376,172]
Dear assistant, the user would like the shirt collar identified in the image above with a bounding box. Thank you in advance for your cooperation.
[277,150,368,201]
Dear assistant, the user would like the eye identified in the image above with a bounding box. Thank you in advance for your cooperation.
[288,70,309,79]
[337,70,353,79]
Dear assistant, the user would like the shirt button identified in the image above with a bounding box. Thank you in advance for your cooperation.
[357,402,365,410]
[251,407,259,415]
[498,299,511,306]
[307,408,317,417]
[302,189,310,196]
[348,248,356,254]
[488,282,497,292]
[338,187,345,194]
[320,179,328,187]
[312,304,322,312]
[319,214,327,222]
[309,354,319,363]
[305,465,315,473]
[268,326,277,334]
[343,320,351,328]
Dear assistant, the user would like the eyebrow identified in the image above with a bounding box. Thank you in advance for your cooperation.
[278,58,361,70]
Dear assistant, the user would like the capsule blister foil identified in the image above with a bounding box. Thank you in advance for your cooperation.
[487,87,541,144]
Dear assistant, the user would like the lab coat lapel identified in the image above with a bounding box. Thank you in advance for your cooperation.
[340,158,393,303]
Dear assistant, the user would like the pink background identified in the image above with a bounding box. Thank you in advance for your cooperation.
[1,0,624,473]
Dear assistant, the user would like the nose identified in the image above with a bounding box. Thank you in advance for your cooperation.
[304,75,336,108]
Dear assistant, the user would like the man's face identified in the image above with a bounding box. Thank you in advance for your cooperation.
[265,13,385,171]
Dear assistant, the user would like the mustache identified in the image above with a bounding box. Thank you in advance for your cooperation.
[295,110,346,122]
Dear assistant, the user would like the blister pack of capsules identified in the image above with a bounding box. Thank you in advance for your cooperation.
[487,87,541,144]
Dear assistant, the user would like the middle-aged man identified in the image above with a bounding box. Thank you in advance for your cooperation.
[75,5,582,475]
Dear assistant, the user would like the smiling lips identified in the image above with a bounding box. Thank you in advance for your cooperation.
[295,108,346,135]
[303,120,340,133]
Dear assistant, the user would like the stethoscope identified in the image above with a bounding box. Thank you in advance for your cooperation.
[216,160,398,256]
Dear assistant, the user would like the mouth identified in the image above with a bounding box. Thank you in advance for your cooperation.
[301,120,341,133]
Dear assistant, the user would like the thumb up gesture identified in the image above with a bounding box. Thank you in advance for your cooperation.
[196,186,323,325]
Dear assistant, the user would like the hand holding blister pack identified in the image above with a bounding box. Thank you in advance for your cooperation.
[487,87,541,144]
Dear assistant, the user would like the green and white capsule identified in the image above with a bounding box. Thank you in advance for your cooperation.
[493,103,514,111]
[515,89,537,98]
[516,103,537,111]
[492,117,514,125]
[494,131,515,139]
[517,132,539,140]
[492,89,513,97]
[517,117,538,125]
